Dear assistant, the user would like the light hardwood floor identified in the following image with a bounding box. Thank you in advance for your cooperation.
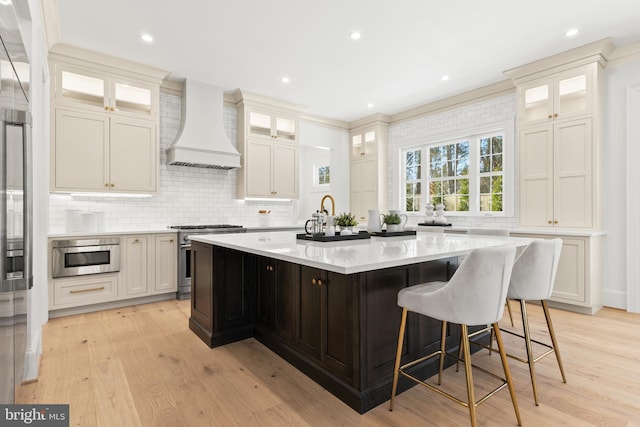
[17,299,640,426]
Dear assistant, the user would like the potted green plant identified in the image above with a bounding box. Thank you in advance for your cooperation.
[383,213,402,232]
[335,212,358,234]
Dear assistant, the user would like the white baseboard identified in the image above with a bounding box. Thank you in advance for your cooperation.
[22,333,42,383]
[603,289,627,310]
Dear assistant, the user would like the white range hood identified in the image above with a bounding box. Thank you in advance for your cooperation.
[166,79,240,169]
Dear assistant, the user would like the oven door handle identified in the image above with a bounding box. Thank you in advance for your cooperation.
[180,244,191,250]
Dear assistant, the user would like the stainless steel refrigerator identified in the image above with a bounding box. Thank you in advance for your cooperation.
[0,2,33,404]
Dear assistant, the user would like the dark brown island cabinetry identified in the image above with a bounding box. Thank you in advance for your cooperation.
[189,240,469,413]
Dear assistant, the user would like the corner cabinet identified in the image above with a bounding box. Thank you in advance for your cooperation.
[235,91,301,199]
[349,117,389,224]
[505,43,608,230]
[49,45,168,194]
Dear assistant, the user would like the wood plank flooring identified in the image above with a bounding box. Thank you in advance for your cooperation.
[16,299,640,426]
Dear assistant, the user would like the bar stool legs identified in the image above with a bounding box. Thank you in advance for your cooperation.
[389,308,407,411]
[389,310,522,426]
[510,299,567,406]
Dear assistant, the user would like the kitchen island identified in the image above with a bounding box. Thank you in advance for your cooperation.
[189,231,531,413]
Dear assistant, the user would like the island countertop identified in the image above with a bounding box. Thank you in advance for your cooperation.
[190,231,532,274]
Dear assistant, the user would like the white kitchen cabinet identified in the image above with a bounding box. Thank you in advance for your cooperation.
[53,62,158,120]
[124,236,150,296]
[244,139,298,198]
[512,232,603,315]
[236,91,301,199]
[519,118,593,228]
[349,118,388,223]
[52,108,157,193]
[248,110,297,141]
[517,64,594,126]
[154,235,177,293]
[50,274,120,310]
[49,45,166,194]
[49,232,177,317]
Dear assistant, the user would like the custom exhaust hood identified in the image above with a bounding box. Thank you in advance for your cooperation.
[166,79,241,169]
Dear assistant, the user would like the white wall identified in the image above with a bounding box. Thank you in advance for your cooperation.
[296,121,349,223]
[22,0,49,381]
[603,57,640,310]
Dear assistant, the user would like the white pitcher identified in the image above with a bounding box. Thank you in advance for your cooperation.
[367,209,382,233]
[389,209,408,231]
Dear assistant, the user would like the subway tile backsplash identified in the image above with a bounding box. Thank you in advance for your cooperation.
[49,93,294,233]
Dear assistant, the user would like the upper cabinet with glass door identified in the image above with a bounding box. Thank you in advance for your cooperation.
[351,130,377,158]
[248,110,297,141]
[518,64,594,126]
[54,63,158,120]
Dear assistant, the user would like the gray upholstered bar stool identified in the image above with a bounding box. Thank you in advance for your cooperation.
[389,246,521,427]
[467,227,515,326]
[503,238,567,405]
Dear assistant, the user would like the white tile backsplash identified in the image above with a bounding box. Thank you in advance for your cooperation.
[49,93,294,233]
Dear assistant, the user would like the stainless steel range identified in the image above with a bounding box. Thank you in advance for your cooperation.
[170,225,247,299]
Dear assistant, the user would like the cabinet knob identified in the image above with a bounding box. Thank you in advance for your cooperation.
[134,239,140,243]
[110,183,115,188]
[170,239,174,243]
[104,106,109,111]
[548,114,553,119]
[548,220,553,224]
[554,220,558,224]
[110,107,115,112]
[105,183,109,187]
[554,113,558,118]
[317,279,323,286]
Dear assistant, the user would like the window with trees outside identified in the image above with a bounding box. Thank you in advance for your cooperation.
[315,164,330,186]
[401,126,510,216]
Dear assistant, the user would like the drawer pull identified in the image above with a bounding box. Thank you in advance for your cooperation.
[70,286,105,294]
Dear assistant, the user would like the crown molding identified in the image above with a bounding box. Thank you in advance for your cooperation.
[299,114,350,130]
[348,113,391,131]
[504,38,615,84]
[608,41,640,67]
[49,43,170,83]
[232,89,307,113]
[388,80,515,125]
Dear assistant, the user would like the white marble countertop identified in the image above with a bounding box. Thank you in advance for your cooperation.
[191,231,533,274]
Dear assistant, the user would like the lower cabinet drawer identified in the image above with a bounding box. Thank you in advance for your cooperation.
[52,274,119,308]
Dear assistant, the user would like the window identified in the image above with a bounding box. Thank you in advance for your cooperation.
[400,123,512,216]
[314,164,330,187]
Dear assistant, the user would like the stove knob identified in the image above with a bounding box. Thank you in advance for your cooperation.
[183,234,190,242]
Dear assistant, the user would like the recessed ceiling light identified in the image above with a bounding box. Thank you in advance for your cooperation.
[141,33,153,43]
[367,103,374,108]
[565,28,579,37]
[350,32,361,40]
[441,75,450,81]
[281,76,290,84]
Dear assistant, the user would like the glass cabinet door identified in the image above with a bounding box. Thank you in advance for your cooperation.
[114,81,153,116]
[59,69,107,110]
[275,116,295,140]
[249,111,272,138]
[522,83,552,123]
[557,74,588,118]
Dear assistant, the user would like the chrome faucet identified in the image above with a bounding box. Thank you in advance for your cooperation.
[320,194,335,216]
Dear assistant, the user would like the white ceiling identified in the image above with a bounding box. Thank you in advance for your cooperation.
[53,0,640,122]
